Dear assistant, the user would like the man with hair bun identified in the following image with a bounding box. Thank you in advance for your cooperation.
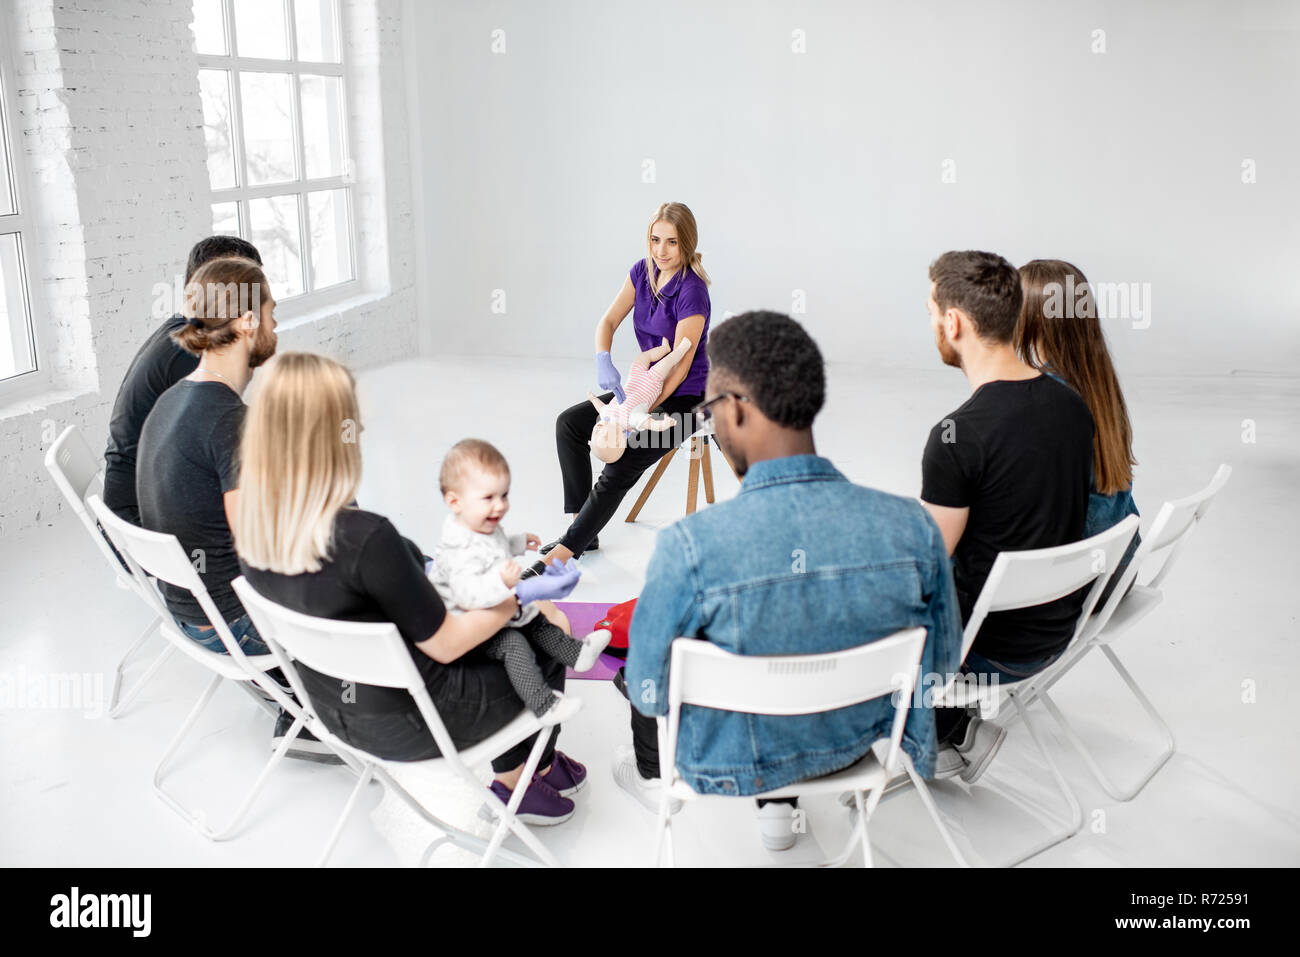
[103,235,262,525]
[136,257,329,762]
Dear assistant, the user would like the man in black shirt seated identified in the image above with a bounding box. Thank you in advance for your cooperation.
[136,256,331,762]
[102,235,262,525]
[919,250,1094,783]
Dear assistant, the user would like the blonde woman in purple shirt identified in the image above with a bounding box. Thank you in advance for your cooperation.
[532,202,713,572]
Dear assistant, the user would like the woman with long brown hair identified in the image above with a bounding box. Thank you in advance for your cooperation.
[1016,259,1140,600]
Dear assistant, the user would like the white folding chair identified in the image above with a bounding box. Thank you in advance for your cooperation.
[233,576,577,868]
[88,495,316,841]
[927,514,1140,867]
[43,425,172,716]
[1017,465,1232,800]
[653,626,969,868]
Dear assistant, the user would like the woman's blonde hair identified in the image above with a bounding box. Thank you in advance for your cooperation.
[644,201,711,298]
[234,352,362,574]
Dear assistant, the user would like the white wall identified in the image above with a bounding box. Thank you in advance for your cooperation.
[0,0,418,537]
[407,0,1300,377]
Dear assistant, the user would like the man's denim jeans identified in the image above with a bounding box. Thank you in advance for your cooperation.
[962,649,1064,682]
[175,613,270,656]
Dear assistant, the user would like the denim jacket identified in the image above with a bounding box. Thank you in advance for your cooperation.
[627,454,963,795]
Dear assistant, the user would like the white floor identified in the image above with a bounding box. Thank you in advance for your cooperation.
[2,355,1297,867]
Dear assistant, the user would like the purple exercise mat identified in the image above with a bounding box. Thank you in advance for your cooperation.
[554,600,623,680]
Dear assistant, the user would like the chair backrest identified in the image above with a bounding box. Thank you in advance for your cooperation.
[1089,464,1231,635]
[662,627,928,788]
[231,576,465,765]
[962,514,1140,663]
[44,425,131,583]
[88,495,253,666]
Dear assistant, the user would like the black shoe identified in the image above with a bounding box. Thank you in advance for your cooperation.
[273,710,343,764]
[541,535,598,556]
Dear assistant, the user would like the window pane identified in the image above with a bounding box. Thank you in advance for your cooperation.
[300,74,345,179]
[199,70,237,189]
[307,189,352,289]
[0,85,14,215]
[233,0,289,59]
[295,0,340,62]
[0,233,35,380]
[211,201,240,236]
[191,0,227,56]
[240,72,296,186]
[249,194,303,299]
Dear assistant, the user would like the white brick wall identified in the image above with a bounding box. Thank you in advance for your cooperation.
[0,0,417,537]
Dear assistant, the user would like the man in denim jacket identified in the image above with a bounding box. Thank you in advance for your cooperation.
[618,311,963,851]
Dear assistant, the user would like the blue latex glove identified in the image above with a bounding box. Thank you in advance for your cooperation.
[515,557,581,604]
[596,351,626,404]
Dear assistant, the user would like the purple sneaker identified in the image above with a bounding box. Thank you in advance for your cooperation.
[483,775,574,826]
[540,750,587,797]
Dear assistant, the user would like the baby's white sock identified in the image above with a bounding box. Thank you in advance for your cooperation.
[573,628,613,672]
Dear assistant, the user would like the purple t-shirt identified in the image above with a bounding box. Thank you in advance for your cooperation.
[629,258,711,397]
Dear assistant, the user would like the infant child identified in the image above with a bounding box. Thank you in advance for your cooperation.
[587,336,693,464]
[429,438,611,723]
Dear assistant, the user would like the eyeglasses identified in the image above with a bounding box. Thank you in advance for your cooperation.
[691,392,750,423]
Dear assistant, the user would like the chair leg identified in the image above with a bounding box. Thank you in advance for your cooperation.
[685,438,701,515]
[478,730,560,867]
[367,767,539,868]
[701,438,715,504]
[990,694,1084,867]
[856,790,873,867]
[108,615,170,718]
[625,447,678,523]
[823,792,869,868]
[1037,645,1176,801]
[903,759,970,867]
[319,764,374,867]
[153,676,301,841]
[653,791,676,867]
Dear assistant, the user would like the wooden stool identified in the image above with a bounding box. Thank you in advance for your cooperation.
[625,430,740,523]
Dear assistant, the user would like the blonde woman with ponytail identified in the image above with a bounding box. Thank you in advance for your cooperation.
[541,202,713,571]
[237,353,588,820]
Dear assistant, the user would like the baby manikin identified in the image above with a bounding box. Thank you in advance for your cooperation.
[587,336,692,464]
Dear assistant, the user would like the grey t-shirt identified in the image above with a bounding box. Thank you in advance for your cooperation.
[136,378,246,626]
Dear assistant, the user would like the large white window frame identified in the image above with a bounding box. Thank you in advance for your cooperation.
[195,0,358,317]
[0,28,43,401]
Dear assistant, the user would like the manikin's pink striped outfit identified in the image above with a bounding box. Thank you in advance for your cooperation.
[603,361,667,432]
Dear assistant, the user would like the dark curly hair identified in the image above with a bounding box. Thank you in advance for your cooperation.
[707,311,825,430]
[928,250,1022,343]
[185,235,263,283]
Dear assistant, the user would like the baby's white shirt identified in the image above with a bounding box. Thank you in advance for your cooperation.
[428,515,537,626]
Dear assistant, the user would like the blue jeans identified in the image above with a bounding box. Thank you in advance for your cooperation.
[962,649,1064,682]
[176,613,270,657]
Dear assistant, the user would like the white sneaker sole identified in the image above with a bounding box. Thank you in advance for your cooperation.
[958,724,1008,784]
[478,803,574,827]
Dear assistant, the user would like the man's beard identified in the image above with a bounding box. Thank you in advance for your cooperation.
[934,327,962,369]
[248,327,278,368]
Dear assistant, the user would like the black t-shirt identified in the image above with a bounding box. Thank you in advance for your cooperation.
[136,379,245,625]
[103,316,200,524]
[921,374,1094,661]
[239,508,448,716]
